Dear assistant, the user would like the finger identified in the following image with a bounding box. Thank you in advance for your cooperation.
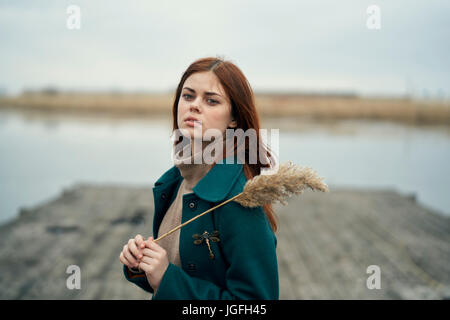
[135,234,145,249]
[145,237,153,248]
[138,261,153,274]
[128,238,143,260]
[141,256,157,265]
[119,252,132,268]
[147,237,164,253]
[141,248,160,259]
[121,251,137,268]
[145,236,157,248]
[124,247,139,267]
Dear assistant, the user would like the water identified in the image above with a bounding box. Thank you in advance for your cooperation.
[0,109,449,225]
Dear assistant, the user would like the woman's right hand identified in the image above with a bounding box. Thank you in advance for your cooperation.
[119,234,146,270]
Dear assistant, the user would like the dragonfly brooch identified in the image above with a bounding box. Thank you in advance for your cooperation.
[192,230,220,260]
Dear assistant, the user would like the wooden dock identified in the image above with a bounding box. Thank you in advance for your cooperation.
[0,183,449,299]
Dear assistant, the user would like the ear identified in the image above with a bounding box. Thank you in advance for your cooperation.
[228,119,237,128]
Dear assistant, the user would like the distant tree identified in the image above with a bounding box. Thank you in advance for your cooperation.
[41,86,59,95]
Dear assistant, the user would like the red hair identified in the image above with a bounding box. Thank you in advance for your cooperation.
[171,57,279,233]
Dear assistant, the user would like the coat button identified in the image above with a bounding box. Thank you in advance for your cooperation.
[161,193,167,200]
[187,263,196,271]
[188,201,197,210]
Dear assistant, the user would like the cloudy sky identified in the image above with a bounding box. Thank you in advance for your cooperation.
[0,0,449,98]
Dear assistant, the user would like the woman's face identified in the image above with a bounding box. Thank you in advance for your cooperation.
[177,71,236,140]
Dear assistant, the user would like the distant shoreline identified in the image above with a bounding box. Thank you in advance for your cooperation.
[1,92,449,126]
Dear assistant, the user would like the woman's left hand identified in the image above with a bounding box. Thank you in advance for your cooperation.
[138,236,169,292]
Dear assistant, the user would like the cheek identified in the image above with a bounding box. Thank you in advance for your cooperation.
[177,100,189,123]
[205,108,231,130]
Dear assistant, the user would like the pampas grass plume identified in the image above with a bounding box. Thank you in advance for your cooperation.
[235,161,329,207]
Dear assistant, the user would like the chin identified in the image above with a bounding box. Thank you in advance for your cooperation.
[178,126,198,140]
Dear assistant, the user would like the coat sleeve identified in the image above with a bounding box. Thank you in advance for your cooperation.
[152,201,279,300]
[122,264,155,294]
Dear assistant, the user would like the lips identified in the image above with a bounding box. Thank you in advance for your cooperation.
[185,116,199,122]
[185,116,201,126]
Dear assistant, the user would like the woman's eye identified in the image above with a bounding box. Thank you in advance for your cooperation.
[182,94,218,105]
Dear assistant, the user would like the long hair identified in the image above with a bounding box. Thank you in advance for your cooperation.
[171,57,279,233]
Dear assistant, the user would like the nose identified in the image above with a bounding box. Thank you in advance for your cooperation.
[189,98,201,113]
[190,105,201,113]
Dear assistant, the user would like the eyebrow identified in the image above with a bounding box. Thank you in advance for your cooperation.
[183,86,222,98]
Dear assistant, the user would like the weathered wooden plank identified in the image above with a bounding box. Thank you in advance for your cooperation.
[0,184,449,299]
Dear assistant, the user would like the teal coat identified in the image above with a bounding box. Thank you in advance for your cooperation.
[123,157,279,300]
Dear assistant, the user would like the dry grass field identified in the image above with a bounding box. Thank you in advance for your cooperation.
[0,92,449,125]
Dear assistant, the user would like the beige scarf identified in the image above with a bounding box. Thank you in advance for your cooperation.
[157,134,227,267]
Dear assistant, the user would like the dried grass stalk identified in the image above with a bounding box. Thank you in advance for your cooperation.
[235,161,329,207]
[154,161,329,242]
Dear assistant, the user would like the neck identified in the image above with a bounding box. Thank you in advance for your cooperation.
[173,134,229,165]
[172,135,227,190]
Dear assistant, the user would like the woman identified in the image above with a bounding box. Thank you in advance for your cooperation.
[119,57,279,300]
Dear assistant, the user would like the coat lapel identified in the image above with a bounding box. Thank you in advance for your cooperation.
[193,158,243,202]
[152,155,244,237]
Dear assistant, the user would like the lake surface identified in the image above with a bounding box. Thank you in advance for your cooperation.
[1,108,449,225]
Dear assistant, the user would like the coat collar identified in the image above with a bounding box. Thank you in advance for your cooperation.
[154,155,243,202]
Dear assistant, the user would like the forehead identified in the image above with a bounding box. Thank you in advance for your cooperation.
[183,71,226,96]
